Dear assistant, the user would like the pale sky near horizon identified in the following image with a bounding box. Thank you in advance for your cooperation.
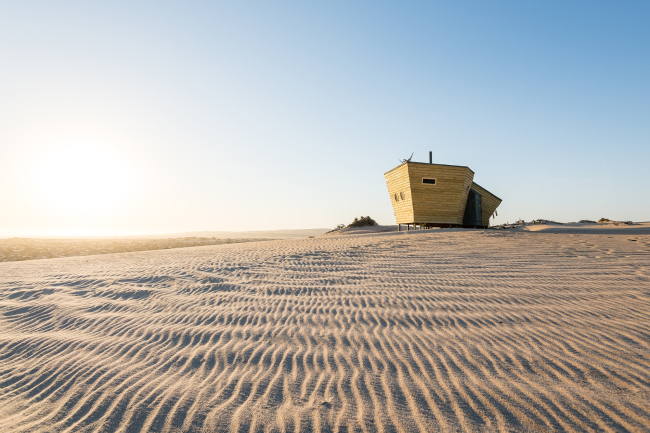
[1,1,649,236]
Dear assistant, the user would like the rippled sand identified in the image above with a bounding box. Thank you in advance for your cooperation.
[1,229,649,432]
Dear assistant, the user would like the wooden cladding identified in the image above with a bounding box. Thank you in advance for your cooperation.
[384,164,413,223]
[385,162,501,227]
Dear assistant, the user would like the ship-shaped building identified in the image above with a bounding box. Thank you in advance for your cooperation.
[384,153,502,230]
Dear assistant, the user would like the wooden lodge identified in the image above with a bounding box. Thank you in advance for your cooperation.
[384,153,502,230]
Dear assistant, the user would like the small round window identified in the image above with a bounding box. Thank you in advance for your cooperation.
[394,192,399,201]
[400,191,405,200]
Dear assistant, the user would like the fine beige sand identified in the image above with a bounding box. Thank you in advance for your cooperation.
[1,228,649,432]
[0,238,270,263]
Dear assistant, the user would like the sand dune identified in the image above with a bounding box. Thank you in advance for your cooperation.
[522,222,650,235]
[1,228,649,432]
[136,229,331,240]
[0,237,270,262]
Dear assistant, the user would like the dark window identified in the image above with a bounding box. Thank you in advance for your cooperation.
[422,178,436,185]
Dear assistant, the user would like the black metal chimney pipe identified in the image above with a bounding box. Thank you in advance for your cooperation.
[429,151,432,164]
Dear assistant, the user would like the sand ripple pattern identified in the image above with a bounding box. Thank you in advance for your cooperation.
[1,231,650,432]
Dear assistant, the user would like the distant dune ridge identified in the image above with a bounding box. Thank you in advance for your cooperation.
[139,228,331,240]
[0,228,332,263]
[0,237,270,262]
[1,226,649,432]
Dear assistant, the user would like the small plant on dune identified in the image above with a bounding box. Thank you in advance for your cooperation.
[532,219,563,225]
[598,218,612,223]
[347,216,378,228]
[324,224,347,234]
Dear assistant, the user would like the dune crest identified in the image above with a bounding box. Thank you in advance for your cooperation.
[1,230,649,432]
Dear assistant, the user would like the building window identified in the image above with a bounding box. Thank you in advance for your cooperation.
[394,192,399,201]
[422,178,436,185]
[400,191,405,200]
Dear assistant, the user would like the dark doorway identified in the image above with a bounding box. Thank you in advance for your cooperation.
[463,189,482,227]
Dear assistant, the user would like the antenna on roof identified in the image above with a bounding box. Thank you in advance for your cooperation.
[399,152,414,164]
[429,151,432,164]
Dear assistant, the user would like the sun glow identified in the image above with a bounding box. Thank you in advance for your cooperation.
[35,146,130,216]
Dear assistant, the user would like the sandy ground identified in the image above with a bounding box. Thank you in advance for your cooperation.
[0,238,270,263]
[0,227,649,432]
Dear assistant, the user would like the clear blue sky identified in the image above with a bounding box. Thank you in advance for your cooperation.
[1,1,648,235]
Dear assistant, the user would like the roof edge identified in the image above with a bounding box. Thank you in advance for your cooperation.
[471,182,502,201]
[384,161,474,176]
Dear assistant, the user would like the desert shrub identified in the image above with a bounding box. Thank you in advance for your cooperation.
[579,220,596,224]
[598,218,612,223]
[347,216,378,228]
[324,224,347,234]
[532,219,563,225]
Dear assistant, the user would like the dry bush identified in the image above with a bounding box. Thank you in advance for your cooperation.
[347,216,378,228]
